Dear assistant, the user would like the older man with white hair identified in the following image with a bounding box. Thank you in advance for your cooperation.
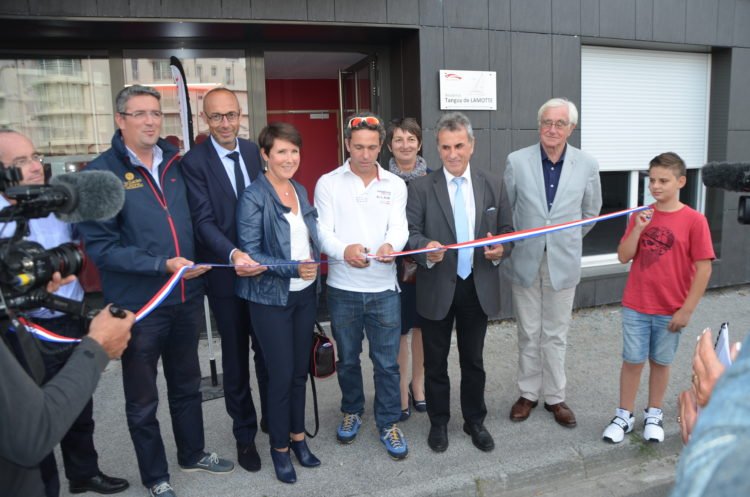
[504,98,602,428]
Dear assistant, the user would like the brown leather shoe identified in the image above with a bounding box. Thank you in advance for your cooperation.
[510,397,538,422]
[544,402,577,428]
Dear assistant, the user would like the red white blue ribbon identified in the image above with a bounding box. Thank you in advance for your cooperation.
[21,206,647,343]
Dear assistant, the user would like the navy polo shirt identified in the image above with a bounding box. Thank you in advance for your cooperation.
[541,144,566,211]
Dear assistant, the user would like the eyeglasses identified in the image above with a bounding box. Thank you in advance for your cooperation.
[347,116,381,129]
[9,153,44,169]
[207,112,240,124]
[119,110,163,120]
[540,119,570,130]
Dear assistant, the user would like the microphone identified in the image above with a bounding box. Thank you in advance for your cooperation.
[50,170,125,223]
[702,162,750,192]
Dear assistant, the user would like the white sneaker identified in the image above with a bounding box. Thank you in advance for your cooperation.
[602,408,634,443]
[643,407,664,442]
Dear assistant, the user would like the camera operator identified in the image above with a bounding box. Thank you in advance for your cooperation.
[0,130,131,496]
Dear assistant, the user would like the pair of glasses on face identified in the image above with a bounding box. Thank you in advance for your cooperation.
[119,110,163,120]
[207,112,240,124]
[9,153,44,169]
[347,116,381,129]
[540,119,570,130]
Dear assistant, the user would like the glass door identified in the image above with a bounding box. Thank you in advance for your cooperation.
[338,55,378,163]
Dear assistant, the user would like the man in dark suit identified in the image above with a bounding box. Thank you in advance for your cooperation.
[406,112,514,453]
[181,87,269,472]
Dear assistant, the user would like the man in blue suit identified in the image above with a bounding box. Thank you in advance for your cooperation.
[182,87,268,472]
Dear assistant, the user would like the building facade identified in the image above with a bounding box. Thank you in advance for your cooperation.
[1,0,748,318]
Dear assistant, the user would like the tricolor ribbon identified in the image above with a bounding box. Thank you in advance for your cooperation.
[20,206,647,343]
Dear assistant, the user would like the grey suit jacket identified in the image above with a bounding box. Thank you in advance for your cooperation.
[407,166,514,320]
[504,143,602,291]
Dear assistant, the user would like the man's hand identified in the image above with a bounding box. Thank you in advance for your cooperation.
[87,304,134,360]
[46,272,77,293]
[374,243,395,263]
[165,257,211,280]
[298,259,319,280]
[692,329,728,406]
[425,241,446,264]
[343,244,370,268]
[668,307,692,332]
[483,232,504,261]
[677,388,698,444]
[232,250,267,277]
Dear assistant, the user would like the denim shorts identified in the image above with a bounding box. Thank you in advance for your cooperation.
[621,306,681,365]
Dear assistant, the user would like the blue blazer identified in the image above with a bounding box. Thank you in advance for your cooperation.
[182,137,263,297]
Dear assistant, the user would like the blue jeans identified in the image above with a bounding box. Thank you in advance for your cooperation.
[621,307,680,365]
[327,286,401,431]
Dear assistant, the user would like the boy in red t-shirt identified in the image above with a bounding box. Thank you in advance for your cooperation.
[602,152,715,444]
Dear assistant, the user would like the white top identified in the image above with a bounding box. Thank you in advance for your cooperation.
[210,136,251,197]
[314,159,408,292]
[283,191,314,292]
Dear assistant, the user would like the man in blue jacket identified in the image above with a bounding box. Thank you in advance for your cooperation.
[77,85,233,497]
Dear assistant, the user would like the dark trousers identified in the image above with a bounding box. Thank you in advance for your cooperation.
[36,315,98,497]
[421,275,488,427]
[207,293,268,446]
[249,284,316,449]
[121,298,205,488]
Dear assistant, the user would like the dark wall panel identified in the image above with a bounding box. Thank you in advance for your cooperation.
[471,128,492,174]
[599,0,635,39]
[489,0,510,30]
[490,129,512,175]
[0,0,28,15]
[552,0,580,35]
[30,0,95,16]
[552,35,580,109]
[686,0,717,46]
[635,0,653,40]
[307,0,335,21]
[580,0,599,36]
[387,0,419,25]
[717,0,735,46]
[335,0,387,23]
[419,0,444,26]
[511,32,552,130]
[97,1,129,17]
[444,0,488,29]
[511,129,540,151]
[252,2,307,20]
[652,0,686,43]
[419,26,444,133]
[510,0,551,33]
[444,27,490,129]
[733,0,750,48]
[162,0,218,19]
[728,48,750,130]
[130,0,163,18]
[490,30,512,129]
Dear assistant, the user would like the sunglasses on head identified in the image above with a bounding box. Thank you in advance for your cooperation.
[347,116,381,129]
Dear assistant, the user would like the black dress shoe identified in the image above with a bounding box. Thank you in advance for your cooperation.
[69,472,129,495]
[427,424,449,453]
[463,422,495,452]
[270,449,297,484]
[237,442,261,472]
[290,439,321,467]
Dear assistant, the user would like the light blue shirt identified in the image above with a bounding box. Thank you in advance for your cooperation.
[125,145,164,189]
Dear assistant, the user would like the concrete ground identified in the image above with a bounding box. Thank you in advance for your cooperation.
[59,285,750,497]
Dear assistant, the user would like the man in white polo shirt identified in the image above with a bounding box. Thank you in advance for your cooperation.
[314,113,409,461]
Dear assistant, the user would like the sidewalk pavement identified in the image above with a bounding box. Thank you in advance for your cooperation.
[61,285,750,497]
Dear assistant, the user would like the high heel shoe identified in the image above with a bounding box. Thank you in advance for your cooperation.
[290,439,321,467]
[410,382,427,413]
[400,405,411,421]
[270,449,297,484]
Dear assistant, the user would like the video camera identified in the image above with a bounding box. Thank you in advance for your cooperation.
[702,162,750,224]
[0,161,125,319]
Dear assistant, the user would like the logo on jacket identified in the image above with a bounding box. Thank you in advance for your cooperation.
[123,171,144,190]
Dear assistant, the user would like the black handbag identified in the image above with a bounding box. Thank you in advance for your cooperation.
[306,322,336,438]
